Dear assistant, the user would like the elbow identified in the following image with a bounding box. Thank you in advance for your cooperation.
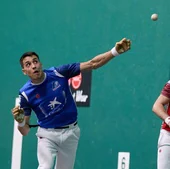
[88,60,97,70]
[152,104,156,113]
[91,63,102,70]
[152,103,158,114]
[152,106,155,113]
[89,60,101,70]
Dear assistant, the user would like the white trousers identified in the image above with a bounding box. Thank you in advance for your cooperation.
[36,124,80,169]
[157,129,170,169]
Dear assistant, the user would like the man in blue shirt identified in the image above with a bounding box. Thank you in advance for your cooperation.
[12,38,131,169]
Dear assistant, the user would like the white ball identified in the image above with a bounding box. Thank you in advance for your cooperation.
[151,13,158,21]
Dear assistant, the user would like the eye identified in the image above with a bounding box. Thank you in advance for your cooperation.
[34,60,38,64]
[25,63,30,67]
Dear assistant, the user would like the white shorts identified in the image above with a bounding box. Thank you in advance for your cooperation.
[36,124,80,169]
[157,129,170,169]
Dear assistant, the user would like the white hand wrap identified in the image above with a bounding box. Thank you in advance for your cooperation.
[165,116,170,125]
[18,120,25,127]
[111,47,119,56]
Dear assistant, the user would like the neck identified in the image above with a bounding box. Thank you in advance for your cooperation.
[31,72,46,84]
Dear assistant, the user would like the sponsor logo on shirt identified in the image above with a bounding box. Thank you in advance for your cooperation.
[48,97,61,109]
[52,81,60,91]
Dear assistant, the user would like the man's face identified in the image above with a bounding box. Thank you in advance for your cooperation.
[22,55,43,82]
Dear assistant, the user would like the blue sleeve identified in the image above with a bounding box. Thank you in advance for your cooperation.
[19,93,32,116]
[55,63,80,79]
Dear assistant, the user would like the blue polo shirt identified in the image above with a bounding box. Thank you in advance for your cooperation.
[19,63,80,128]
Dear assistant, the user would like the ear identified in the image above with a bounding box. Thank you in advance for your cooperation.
[22,69,27,75]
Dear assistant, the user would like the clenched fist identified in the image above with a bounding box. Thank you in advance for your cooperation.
[115,38,131,54]
[11,106,25,123]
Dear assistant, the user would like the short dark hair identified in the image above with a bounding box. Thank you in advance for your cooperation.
[20,51,40,68]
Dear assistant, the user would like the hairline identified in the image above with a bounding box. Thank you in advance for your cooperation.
[20,52,40,68]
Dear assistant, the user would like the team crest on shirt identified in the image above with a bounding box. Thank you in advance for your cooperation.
[35,94,40,98]
[52,81,60,91]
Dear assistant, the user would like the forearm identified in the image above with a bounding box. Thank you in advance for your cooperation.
[81,51,115,70]
[18,123,30,136]
[90,51,115,69]
[152,103,169,121]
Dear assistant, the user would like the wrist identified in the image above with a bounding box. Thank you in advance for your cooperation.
[18,120,25,127]
[111,47,119,56]
[165,116,170,125]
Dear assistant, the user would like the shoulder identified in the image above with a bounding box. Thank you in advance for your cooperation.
[44,67,64,77]
[19,80,32,93]
[44,67,55,71]
[163,80,170,89]
[161,80,170,98]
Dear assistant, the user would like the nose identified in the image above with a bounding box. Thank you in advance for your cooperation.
[32,63,36,69]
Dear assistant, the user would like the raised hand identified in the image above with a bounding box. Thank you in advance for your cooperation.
[115,38,131,54]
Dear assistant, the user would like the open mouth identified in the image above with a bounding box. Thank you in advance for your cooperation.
[33,70,39,74]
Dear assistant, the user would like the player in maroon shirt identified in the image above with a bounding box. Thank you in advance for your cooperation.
[152,81,170,169]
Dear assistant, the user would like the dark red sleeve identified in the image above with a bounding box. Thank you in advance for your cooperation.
[161,82,170,98]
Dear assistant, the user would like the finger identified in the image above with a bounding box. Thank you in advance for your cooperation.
[122,40,131,50]
[13,109,23,116]
[11,107,17,112]
[12,109,21,114]
[115,42,120,49]
[121,39,131,47]
[118,42,127,52]
[122,38,130,43]
[126,39,131,43]
[126,40,131,47]
[13,106,20,110]
[12,110,19,115]
[122,42,128,49]
[115,42,121,52]
[12,106,20,112]
[121,38,127,42]
[13,107,24,113]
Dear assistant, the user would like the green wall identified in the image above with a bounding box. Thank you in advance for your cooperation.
[1,0,170,168]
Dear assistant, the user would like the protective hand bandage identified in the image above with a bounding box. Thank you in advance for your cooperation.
[165,116,170,125]
[111,47,119,56]
[18,120,25,127]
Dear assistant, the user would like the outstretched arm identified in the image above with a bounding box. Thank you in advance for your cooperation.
[80,38,131,71]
